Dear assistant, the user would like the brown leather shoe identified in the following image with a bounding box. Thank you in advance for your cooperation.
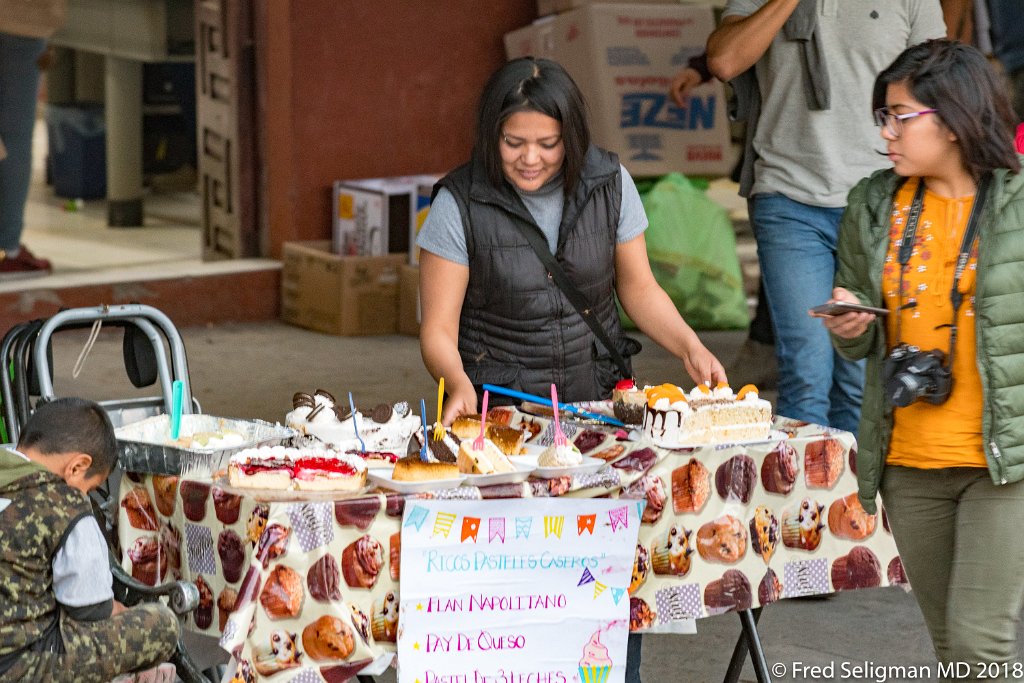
[0,245,52,280]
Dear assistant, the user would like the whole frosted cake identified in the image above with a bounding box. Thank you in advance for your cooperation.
[643,383,772,447]
[286,390,419,453]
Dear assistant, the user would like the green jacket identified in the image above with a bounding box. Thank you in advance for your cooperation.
[833,162,1024,514]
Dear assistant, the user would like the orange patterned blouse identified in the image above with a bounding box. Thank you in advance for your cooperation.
[883,178,985,469]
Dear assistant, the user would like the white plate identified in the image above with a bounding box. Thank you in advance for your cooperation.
[462,460,535,487]
[652,430,790,450]
[510,453,605,479]
[367,469,467,494]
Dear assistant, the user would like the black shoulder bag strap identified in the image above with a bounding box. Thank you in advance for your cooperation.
[510,220,632,379]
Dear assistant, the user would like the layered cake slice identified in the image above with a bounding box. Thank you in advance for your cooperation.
[451,414,528,455]
[643,383,773,446]
[456,438,515,475]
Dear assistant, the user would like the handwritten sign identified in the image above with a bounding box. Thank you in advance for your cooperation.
[398,499,642,683]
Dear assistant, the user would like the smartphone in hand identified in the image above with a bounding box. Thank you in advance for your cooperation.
[810,301,889,317]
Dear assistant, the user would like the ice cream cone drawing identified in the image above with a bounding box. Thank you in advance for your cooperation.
[578,628,613,683]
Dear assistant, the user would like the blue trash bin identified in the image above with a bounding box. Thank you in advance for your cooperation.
[45,102,106,200]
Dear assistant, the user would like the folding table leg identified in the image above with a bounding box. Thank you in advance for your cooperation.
[722,608,772,683]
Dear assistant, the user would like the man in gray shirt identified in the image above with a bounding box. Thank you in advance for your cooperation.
[707,0,945,434]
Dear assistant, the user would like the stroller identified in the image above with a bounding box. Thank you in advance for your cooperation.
[1,304,217,683]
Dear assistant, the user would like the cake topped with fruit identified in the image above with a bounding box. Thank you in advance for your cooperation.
[612,378,647,425]
[643,382,772,447]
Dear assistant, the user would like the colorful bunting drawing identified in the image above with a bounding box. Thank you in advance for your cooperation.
[544,515,565,539]
[593,581,607,599]
[611,587,626,605]
[461,516,481,543]
[404,505,429,531]
[578,567,595,586]
[515,516,532,539]
[608,506,628,532]
[636,500,647,521]
[489,517,506,544]
[577,514,596,535]
[433,511,457,538]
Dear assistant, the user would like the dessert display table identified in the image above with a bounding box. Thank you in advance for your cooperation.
[116,409,902,683]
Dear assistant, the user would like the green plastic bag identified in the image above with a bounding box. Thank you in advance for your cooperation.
[621,173,749,330]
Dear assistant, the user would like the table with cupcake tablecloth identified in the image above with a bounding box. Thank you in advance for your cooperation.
[115,407,903,683]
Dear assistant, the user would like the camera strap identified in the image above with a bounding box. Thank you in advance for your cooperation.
[894,174,991,368]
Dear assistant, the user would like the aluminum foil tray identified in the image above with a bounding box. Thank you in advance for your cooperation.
[115,414,296,476]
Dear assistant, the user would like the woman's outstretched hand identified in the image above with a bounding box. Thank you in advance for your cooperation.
[683,343,728,386]
[441,379,478,425]
[812,287,879,339]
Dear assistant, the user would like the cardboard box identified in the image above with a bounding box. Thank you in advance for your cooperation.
[332,175,441,256]
[505,4,733,177]
[281,241,404,336]
[537,0,725,16]
[397,264,421,336]
[537,0,677,17]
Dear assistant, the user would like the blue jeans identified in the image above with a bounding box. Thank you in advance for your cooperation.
[750,193,864,435]
[0,32,46,252]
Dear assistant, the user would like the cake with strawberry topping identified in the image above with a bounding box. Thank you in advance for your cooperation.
[228,446,367,491]
[643,383,773,447]
[612,378,647,425]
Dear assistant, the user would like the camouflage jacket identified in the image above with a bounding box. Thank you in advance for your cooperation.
[0,448,93,657]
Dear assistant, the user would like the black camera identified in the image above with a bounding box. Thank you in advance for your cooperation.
[883,343,952,407]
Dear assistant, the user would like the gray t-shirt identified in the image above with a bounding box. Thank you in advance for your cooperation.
[724,0,946,207]
[416,164,648,266]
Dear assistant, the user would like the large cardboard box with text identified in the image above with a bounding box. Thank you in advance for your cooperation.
[505,4,733,177]
[281,241,404,336]
[539,0,726,14]
[537,0,678,18]
[332,175,441,257]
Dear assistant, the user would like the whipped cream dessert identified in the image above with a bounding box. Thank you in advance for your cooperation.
[286,390,419,453]
[538,441,583,468]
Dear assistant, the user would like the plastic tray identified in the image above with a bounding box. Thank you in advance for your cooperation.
[115,414,296,476]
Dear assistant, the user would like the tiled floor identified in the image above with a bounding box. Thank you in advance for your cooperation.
[11,118,275,294]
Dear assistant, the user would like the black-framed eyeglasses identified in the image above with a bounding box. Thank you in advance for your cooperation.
[873,107,938,138]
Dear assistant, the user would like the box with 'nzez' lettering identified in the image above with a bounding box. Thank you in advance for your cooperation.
[504,3,733,177]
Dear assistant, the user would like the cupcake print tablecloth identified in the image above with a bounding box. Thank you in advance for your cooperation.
[116,410,902,683]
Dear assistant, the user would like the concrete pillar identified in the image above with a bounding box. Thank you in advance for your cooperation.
[46,47,76,105]
[104,55,143,226]
[74,51,105,103]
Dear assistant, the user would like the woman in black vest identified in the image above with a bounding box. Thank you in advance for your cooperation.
[418,57,726,425]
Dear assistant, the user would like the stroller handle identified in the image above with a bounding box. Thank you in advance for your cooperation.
[31,304,194,416]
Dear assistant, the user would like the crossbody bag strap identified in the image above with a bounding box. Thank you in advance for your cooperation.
[510,220,631,379]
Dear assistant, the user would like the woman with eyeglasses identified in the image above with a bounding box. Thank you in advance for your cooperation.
[815,39,1024,674]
